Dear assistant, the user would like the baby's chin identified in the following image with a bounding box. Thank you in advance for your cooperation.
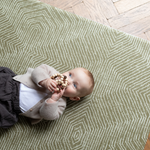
[62,91,71,98]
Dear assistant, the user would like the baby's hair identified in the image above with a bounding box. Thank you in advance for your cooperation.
[81,68,95,96]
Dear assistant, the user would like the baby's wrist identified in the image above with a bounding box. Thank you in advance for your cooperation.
[39,79,48,88]
[39,82,42,87]
[39,80,45,87]
[46,98,57,103]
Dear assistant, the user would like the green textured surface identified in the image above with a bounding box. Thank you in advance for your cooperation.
[1,0,150,149]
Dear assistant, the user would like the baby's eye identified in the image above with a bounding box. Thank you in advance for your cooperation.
[74,83,77,88]
[69,73,71,77]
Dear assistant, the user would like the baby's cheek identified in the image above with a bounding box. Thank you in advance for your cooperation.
[64,88,69,94]
[65,87,72,95]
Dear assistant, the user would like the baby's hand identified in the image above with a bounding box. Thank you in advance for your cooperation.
[51,88,65,101]
[39,78,57,92]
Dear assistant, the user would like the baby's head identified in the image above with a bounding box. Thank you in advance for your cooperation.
[62,67,94,101]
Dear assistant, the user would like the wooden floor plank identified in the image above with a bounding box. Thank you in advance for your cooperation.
[72,2,91,20]
[144,134,150,150]
[84,0,109,25]
[137,33,148,40]
[96,0,118,19]
[145,31,150,41]
[64,7,74,14]
[119,16,150,37]
[114,0,150,13]
[112,0,120,2]
[108,2,150,29]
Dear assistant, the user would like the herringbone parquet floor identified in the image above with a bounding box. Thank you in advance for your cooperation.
[39,0,150,149]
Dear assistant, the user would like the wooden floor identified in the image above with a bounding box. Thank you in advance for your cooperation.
[39,0,150,149]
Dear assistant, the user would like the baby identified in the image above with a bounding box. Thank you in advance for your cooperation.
[0,64,94,128]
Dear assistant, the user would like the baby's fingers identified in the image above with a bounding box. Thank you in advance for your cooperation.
[51,80,57,87]
[48,84,56,92]
[48,81,57,91]
[48,85,53,92]
[59,88,65,96]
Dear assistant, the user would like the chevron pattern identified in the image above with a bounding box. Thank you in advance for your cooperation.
[1,0,150,149]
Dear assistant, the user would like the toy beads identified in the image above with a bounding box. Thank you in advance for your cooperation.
[51,73,68,91]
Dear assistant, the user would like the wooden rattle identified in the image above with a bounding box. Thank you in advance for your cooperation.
[51,73,68,91]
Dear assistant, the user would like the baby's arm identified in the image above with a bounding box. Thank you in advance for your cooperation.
[31,64,58,92]
[31,64,58,87]
[39,96,66,120]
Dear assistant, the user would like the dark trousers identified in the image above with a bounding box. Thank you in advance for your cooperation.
[0,67,21,129]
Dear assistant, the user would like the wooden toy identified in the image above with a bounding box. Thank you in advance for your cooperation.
[51,73,68,91]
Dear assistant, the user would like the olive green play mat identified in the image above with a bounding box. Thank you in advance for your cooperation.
[1,0,150,149]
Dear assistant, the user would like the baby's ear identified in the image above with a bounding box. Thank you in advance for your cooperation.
[70,97,80,101]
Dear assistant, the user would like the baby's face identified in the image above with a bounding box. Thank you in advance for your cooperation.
[62,68,90,99]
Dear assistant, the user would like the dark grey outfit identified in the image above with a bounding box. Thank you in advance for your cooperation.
[0,67,21,129]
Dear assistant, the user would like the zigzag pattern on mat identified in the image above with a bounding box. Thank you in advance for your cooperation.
[1,0,150,150]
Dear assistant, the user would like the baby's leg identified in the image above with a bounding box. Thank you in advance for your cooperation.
[0,103,18,129]
[0,67,20,129]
